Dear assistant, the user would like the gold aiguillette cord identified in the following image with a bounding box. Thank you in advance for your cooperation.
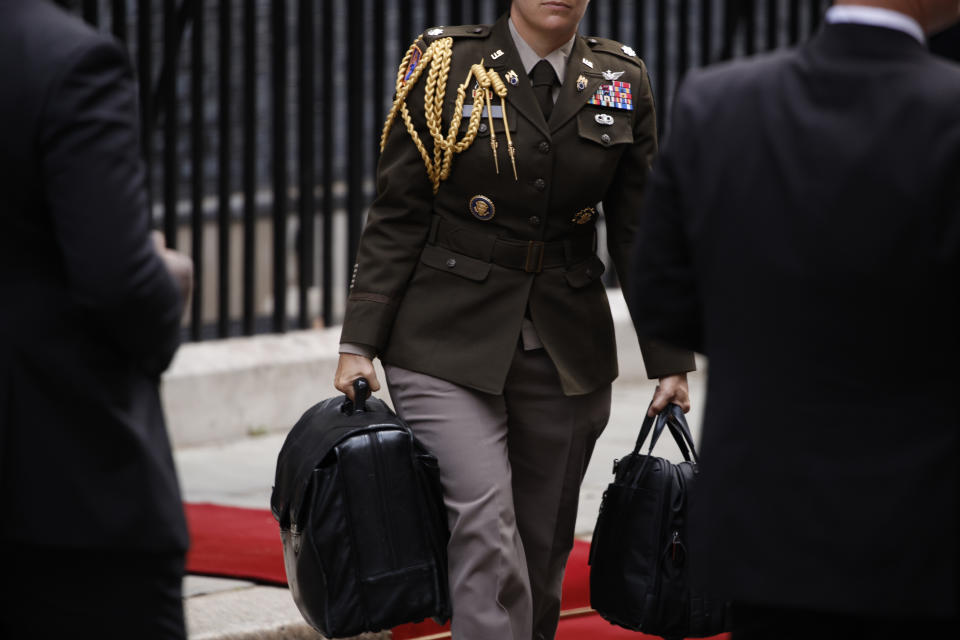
[470,63,499,175]
[485,69,517,180]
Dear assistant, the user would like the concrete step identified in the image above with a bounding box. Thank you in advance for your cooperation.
[184,576,390,640]
[162,288,657,449]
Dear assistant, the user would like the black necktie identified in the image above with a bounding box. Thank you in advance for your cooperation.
[530,59,559,121]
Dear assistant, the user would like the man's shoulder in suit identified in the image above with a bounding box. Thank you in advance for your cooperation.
[1,0,121,84]
[667,48,797,131]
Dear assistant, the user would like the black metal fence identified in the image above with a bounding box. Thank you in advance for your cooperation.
[73,0,833,341]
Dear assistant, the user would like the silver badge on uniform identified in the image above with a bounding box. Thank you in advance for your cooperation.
[594,113,614,126]
[602,69,625,81]
[621,44,637,57]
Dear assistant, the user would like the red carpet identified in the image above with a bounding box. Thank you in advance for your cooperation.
[185,503,729,640]
[185,503,287,584]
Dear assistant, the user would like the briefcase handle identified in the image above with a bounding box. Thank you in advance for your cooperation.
[632,403,700,464]
[341,378,372,415]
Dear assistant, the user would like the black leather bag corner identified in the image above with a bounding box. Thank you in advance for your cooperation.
[270,380,451,637]
[589,403,730,639]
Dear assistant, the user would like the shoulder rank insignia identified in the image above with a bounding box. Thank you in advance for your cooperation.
[621,44,637,57]
[402,44,423,85]
[427,27,444,36]
[469,195,496,221]
[588,81,633,111]
[602,69,625,81]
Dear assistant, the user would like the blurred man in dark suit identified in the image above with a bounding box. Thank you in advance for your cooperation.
[0,0,192,636]
[932,22,960,58]
[631,0,960,638]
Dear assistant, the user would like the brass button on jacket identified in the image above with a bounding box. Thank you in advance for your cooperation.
[341,14,696,396]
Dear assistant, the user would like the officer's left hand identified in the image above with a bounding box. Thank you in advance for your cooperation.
[648,373,690,416]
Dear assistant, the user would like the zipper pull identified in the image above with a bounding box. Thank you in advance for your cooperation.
[671,530,687,567]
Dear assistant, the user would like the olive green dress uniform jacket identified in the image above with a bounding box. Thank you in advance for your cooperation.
[341,15,695,396]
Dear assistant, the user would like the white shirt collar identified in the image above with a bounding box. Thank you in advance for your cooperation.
[507,18,575,84]
[825,5,925,44]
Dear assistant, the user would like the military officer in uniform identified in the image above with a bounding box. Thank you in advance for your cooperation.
[334,1,695,638]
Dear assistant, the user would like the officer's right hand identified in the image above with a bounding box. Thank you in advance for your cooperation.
[334,353,381,402]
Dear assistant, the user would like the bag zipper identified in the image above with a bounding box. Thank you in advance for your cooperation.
[368,430,398,569]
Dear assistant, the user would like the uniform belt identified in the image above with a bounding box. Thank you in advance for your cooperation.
[428,216,596,274]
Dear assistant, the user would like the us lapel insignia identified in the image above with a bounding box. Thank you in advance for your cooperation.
[582,57,594,69]
[572,207,596,225]
[576,74,588,92]
[505,69,519,86]
[469,195,496,221]
[490,49,505,60]
[587,81,633,111]
[602,69,625,81]
[621,44,637,57]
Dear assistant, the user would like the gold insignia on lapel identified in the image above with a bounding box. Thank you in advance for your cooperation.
[469,195,496,221]
[572,207,596,225]
[576,74,588,92]
[505,69,519,86]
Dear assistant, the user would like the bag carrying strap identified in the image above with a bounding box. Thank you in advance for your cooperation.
[632,403,700,464]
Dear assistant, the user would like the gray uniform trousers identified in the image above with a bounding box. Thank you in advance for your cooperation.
[384,345,611,640]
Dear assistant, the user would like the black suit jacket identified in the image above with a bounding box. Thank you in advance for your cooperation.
[932,24,960,61]
[632,24,960,616]
[0,0,188,551]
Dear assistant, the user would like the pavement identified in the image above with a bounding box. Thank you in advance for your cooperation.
[174,356,708,639]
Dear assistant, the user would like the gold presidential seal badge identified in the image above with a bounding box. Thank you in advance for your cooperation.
[469,195,496,221]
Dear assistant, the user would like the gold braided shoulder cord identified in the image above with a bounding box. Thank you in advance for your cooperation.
[380,37,487,194]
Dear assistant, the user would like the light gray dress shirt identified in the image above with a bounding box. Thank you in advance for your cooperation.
[824,5,925,44]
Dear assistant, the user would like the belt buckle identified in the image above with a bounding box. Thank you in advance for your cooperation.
[524,241,545,273]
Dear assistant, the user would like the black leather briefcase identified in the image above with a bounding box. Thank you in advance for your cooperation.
[589,403,730,639]
[271,380,451,637]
